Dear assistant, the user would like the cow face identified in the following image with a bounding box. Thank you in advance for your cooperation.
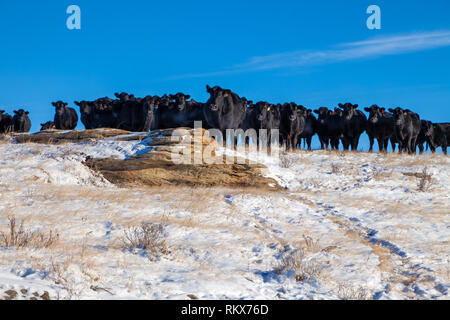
[254,102,271,122]
[314,107,330,124]
[40,121,56,131]
[52,101,69,115]
[75,101,91,114]
[423,121,434,137]
[170,93,191,111]
[339,103,358,120]
[365,105,383,124]
[142,96,157,112]
[115,92,132,102]
[283,103,299,122]
[94,98,114,112]
[388,107,406,125]
[206,85,231,112]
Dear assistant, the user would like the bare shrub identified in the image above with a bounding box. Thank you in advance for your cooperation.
[279,152,295,168]
[122,222,169,260]
[417,167,434,192]
[337,284,371,300]
[372,168,393,181]
[274,249,321,282]
[0,217,59,249]
[302,235,322,253]
[331,163,341,174]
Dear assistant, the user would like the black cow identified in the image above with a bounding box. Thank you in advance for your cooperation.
[388,108,421,154]
[279,103,305,150]
[425,122,449,155]
[40,121,56,131]
[313,107,332,149]
[0,111,15,134]
[203,85,247,146]
[75,97,118,130]
[364,105,396,153]
[157,93,205,129]
[74,101,94,129]
[338,103,367,151]
[114,92,157,132]
[328,108,345,150]
[52,101,78,130]
[415,120,433,154]
[13,109,31,133]
[299,109,317,150]
[240,101,279,149]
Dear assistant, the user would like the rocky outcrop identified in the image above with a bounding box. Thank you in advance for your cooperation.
[84,128,281,190]
[13,128,145,144]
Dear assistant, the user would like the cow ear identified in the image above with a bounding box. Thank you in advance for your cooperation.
[380,108,385,112]
[185,95,191,100]
[353,104,358,109]
[388,108,394,113]
[338,103,343,108]
[313,109,319,114]
[329,111,333,115]
[364,107,370,112]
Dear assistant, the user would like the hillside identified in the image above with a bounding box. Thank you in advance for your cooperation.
[0,131,448,300]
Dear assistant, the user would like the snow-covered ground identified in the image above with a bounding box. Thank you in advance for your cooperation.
[0,137,448,300]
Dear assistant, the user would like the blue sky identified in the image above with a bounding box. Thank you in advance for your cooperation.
[0,0,449,150]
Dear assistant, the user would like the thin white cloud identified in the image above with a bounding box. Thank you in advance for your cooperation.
[169,30,450,79]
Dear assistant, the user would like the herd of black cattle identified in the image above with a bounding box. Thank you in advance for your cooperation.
[0,85,449,155]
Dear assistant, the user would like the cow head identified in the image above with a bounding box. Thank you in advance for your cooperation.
[75,101,92,114]
[52,101,68,114]
[313,107,330,124]
[364,105,383,124]
[388,107,406,125]
[206,85,232,113]
[254,102,271,122]
[94,97,114,112]
[338,103,358,120]
[282,103,299,122]
[40,121,56,131]
[422,121,435,137]
[115,92,133,102]
[169,93,191,111]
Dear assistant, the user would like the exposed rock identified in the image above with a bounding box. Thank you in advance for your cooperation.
[84,128,280,191]
[13,128,144,144]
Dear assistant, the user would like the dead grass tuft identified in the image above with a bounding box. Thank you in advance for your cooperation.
[416,167,435,192]
[274,249,322,282]
[337,283,371,300]
[331,163,342,174]
[122,222,169,260]
[279,152,295,168]
[0,216,59,249]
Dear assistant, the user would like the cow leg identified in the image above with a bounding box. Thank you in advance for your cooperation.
[293,136,298,152]
[307,137,312,151]
[443,145,447,155]
[377,139,384,153]
[418,144,424,155]
[383,139,389,153]
[368,135,374,152]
